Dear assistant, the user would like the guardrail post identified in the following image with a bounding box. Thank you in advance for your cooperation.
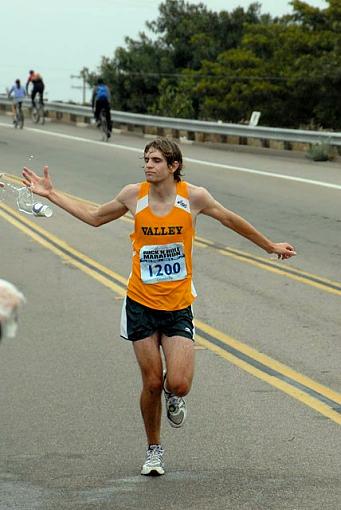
[195,132,206,143]
[291,141,307,151]
[247,137,263,149]
[227,135,239,145]
[269,140,285,150]
[144,126,158,136]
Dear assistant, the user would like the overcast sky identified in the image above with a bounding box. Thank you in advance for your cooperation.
[1,0,327,103]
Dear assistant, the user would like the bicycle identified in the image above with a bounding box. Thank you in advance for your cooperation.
[99,108,110,141]
[13,103,24,129]
[31,95,45,125]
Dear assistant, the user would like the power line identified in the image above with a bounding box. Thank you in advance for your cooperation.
[113,72,290,81]
[70,74,91,103]
[114,71,339,82]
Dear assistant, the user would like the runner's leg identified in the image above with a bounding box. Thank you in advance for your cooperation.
[161,335,195,396]
[133,333,163,445]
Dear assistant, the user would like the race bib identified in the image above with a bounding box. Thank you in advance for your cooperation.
[140,243,187,284]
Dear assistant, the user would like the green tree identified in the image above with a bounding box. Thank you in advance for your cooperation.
[86,0,265,116]
[193,0,341,128]
[84,0,341,129]
[89,33,174,113]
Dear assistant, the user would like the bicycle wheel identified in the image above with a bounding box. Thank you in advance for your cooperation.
[18,108,24,129]
[13,105,20,128]
[32,106,40,124]
[40,105,45,125]
[99,110,109,141]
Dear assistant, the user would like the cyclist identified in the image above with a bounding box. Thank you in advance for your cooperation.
[8,79,25,123]
[26,70,45,108]
[91,78,112,137]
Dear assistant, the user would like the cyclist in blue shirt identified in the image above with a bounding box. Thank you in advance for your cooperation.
[8,79,26,122]
[91,78,112,137]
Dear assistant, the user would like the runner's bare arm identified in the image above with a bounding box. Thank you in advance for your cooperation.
[22,166,139,226]
[190,186,296,259]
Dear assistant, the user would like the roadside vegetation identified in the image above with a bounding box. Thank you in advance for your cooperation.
[83,0,341,130]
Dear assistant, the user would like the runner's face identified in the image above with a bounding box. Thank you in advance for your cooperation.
[144,149,178,183]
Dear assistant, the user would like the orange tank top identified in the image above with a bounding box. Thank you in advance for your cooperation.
[127,181,197,311]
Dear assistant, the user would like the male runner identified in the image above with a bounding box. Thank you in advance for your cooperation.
[22,138,296,476]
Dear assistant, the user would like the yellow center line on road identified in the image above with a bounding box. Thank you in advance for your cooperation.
[195,322,341,406]
[216,248,341,296]
[0,204,127,296]
[195,334,341,425]
[1,202,341,425]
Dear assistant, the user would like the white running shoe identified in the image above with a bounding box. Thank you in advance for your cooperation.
[163,371,187,428]
[141,445,165,476]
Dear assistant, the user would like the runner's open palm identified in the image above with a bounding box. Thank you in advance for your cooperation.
[22,165,52,198]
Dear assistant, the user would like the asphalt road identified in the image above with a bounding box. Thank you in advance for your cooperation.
[0,116,340,510]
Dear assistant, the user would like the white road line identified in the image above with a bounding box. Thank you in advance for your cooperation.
[0,122,141,154]
[1,121,341,190]
[185,157,341,190]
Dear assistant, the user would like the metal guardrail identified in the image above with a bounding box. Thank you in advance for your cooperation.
[1,95,340,147]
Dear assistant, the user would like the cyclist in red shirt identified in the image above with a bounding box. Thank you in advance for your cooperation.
[26,70,45,108]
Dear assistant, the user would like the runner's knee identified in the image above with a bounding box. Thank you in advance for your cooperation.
[143,374,163,395]
[166,375,192,397]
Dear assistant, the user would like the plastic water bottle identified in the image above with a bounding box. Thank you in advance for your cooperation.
[32,202,53,218]
[0,177,53,217]
[16,186,34,214]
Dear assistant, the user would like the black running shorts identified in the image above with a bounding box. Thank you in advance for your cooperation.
[120,296,195,341]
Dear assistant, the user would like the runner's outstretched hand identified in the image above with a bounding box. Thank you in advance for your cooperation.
[271,242,296,260]
[22,165,52,198]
